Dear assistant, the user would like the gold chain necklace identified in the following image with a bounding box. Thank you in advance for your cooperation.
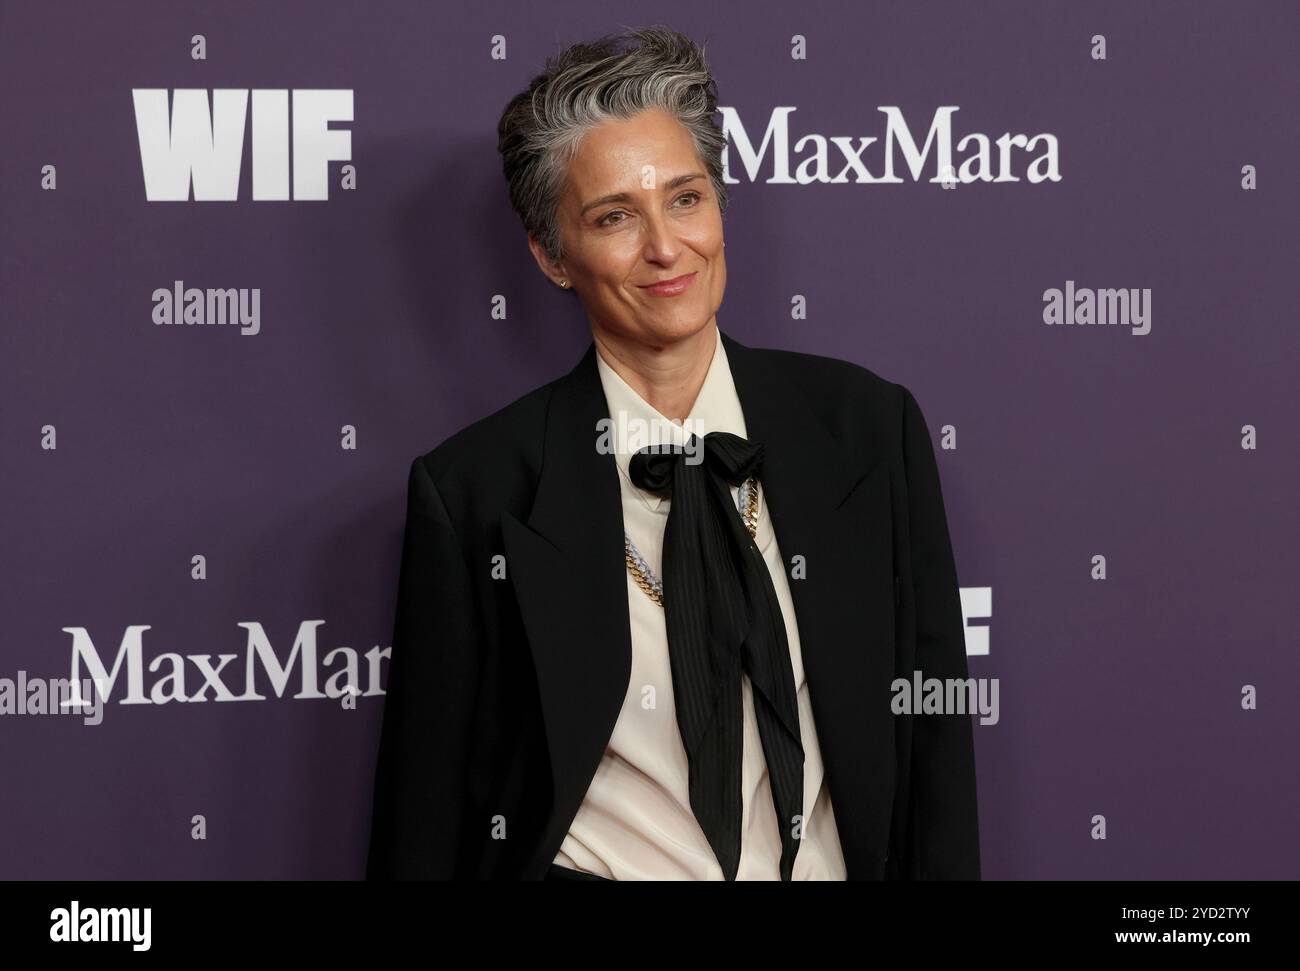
[623,476,760,607]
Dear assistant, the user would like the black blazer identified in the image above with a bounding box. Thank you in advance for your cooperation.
[366,330,981,880]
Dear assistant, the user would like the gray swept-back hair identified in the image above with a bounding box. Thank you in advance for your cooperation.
[496,25,729,271]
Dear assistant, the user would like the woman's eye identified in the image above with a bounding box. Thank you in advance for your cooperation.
[598,192,700,228]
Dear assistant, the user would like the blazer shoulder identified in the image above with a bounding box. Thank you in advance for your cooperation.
[747,343,913,436]
[404,375,562,536]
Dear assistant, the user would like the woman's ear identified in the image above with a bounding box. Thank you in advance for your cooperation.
[526,233,568,289]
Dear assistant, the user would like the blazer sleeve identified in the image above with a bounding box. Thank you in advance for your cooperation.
[897,384,982,879]
[366,454,481,879]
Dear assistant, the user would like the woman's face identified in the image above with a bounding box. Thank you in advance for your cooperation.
[531,106,727,349]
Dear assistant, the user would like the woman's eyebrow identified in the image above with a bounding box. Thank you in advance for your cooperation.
[580,172,707,216]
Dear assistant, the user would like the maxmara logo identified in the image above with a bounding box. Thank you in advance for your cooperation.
[720,106,1060,185]
[61,621,387,706]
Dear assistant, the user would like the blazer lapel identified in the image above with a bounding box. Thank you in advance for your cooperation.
[723,332,899,878]
[503,331,898,880]
[500,343,632,879]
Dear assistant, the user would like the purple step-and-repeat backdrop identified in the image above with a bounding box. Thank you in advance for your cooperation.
[1,1,1296,879]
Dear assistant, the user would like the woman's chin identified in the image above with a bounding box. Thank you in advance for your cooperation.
[632,312,715,347]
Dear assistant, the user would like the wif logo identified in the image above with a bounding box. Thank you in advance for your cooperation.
[132,89,354,201]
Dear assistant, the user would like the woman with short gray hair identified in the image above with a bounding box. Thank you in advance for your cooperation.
[367,24,980,883]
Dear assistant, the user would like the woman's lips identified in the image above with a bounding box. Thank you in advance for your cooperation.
[639,271,697,297]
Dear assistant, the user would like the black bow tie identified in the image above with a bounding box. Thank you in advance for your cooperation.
[629,431,805,881]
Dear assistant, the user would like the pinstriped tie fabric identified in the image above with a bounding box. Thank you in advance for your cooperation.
[629,431,805,881]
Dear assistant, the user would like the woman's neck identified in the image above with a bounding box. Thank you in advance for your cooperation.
[592,320,718,422]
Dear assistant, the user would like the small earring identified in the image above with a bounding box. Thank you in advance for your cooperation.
[560,280,569,288]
